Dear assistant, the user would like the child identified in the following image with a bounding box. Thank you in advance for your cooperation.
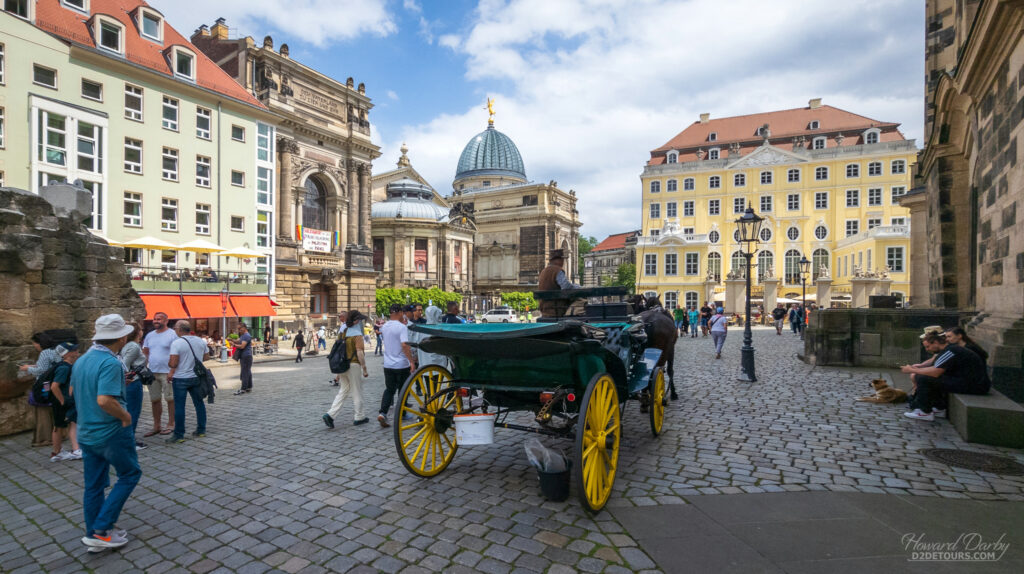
[49,342,82,461]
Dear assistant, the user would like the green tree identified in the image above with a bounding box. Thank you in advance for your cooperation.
[374,287,462,317]
[577,235,599,277]
[603,263,636,294]
[500,292,538,313]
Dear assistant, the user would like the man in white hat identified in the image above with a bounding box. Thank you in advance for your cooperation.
[71,314,140,551]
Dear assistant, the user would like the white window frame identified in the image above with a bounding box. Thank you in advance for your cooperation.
[734,173,746,187]
[196,107,211,139]
[231,125,245,142]
[887,247,904,272]
[256,211,272,248]
[666,152,677,164]
[733,197,745,214]
[170,46,196,81]
[867,218,882,229]
[138,7,163,43]
[644,254,657,276]
[685,291,699,309]
[814,191,828,209]
[709,176,721,189]
[124,84,143,121]
[162,96,178,131]
[708,132,717,142]
[81,78,103,101]
[846,163,859,178]
[867,161,882,176]
[650,180,661,193]
[815,166,829,180]
[812,136,826,150]
[33,65,57,89]
[760,195,772,212]
[230,216,244,232]
[867,188,882,206]
[846,189,859,207]
[759,227,772,242]
[683,200,694,217]
[683,177,694,191]
[708,230,720,244]
[808,120,820,130]
[864,129,880,144]
[0,43,5,85]
[231,170,245,187]
[61,0,88,13]
[787,193,800,211]
[666,179,677,192]
[195,203,211,235]
[161,197,178,232]
[708,199,720,215]
[664,253,678,276]
[95,16,125,55]
[814,225,828,240]
[891,159,906,174]
[5,0,33,20]
[257,123,274,162]
[195,155,211,187]
[76,120,102,174]
[0,106,4,148]
[891,186,906,203]
[666,202,677,218]
[123,138,142,173]
[845,219,859,237]
[123,192,141,227]
[257,167,273,206]
[760,170,773,185]
[708,148,720,160]
[891,217,906,226]
[161,147,178,181]
[649,203,661,219]
[787,168,800,183]
[786,226,800,241]
[684,252,699,275]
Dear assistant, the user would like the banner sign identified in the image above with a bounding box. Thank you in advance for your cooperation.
[297,226,332,253]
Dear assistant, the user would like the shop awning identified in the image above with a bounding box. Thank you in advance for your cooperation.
[140,294,188,320]
[182,295,234,319]
[229,296,277,317]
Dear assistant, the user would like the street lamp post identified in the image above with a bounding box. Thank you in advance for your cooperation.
[219,287,229,362]
[798,255,811,340]
[735,207,763,383]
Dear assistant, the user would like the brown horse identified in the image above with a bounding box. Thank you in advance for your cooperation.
[631,295,679,400]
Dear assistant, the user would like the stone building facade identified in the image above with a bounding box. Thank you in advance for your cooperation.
[193,20,380,329]
[582,231,639,287]
[914,0,1024,400]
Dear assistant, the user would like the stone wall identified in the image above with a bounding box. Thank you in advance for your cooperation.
[802,308,974,368]
[0,187,144,436]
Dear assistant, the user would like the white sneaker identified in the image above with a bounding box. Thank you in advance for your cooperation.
[50,451,67,462]
[932,408,946,418]
[81,530,128,549]
[68,449,82,460]
[904,409,935,421]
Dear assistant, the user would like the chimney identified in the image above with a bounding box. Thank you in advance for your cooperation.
[808,98,822,109]
[699,113,710,124]
[197,24,209,36]
[211,17,229,40]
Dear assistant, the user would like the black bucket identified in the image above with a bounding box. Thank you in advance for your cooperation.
[537,461,571,502]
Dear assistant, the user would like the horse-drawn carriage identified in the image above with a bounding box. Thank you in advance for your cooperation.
[394,287,673,512]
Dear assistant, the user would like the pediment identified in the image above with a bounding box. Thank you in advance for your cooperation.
[727,144,807,169]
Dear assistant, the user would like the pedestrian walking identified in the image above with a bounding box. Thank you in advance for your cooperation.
[73,314,141,552]
[323,310,370,428]
[293,330,306,362]
[673,306,686,337]
[119,325,147,450]
[166,321,210,444]
[233,323,254,396]
[700,302,713,337]
[709,307,728,359]
[788,305,799,334]
[330,311,348,386]
[373,320,383,355]
[49,342,82,461]
[142,312,176,437]
[687,306,699,338]
[378,304,418,427]
[263,324,272,344]
[771,304,787,336]
[317,325,327,350]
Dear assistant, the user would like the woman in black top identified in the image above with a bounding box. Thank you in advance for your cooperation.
[944,327,988,363]
[293,331,306,362]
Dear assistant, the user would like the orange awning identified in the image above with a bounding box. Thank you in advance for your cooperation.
[183,295,235,319]
[229,296,277,317]
[141,295,188,320]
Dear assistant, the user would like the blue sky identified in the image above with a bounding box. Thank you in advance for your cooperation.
[161,0,925,241]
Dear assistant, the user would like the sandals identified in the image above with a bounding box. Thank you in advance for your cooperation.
[143,429,160,437]
[159,428,174,435]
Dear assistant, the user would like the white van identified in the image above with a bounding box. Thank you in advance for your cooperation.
[480,308,519,323]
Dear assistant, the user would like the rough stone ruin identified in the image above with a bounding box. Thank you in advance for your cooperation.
[0,185,144,436]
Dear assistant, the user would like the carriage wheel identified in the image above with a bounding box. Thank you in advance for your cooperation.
[393,365,459,478]
[575,373,620,513]
[649,367,666,437]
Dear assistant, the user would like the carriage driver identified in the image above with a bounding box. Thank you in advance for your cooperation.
[538,249,581,318]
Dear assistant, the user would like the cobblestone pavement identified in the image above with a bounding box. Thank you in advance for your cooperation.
[1,328,1022,573]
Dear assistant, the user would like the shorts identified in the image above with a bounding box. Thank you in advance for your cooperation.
[148,373,173,401]
[773,318,784,329]
[52,399,70,429]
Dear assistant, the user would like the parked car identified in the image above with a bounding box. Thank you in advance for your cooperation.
[480,308,519,323]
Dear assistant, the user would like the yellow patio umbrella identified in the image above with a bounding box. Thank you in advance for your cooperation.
[216,246,265,258]
[119,236,178,270]
[178,239,225,253]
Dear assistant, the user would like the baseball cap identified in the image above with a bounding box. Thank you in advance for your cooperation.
[55,341,79,357]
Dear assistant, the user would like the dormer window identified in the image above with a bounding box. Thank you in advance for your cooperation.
[863,128,881,145]
[808,120,819,130]
[708,148,720,160]
[708,132,717,142]
[62,0,88,13]
[138,8,164,42]
[95,17,125,55]
[812,136,826,150]
[5,0,33,19]
[666,152,677,164]
[169,46,196,81]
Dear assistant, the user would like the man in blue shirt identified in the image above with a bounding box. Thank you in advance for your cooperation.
[233,323,254,396]
[73,314,140,551]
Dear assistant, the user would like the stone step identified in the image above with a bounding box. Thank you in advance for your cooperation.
[949,388,1024,448]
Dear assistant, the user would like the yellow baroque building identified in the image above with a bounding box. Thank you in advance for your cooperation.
[636,99,916,310]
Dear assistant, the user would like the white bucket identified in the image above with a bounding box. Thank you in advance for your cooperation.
[454,413,495,445]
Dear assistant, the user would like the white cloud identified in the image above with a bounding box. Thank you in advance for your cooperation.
[386,90,399,101]
[157,0,395,47]
[385,0,924,240]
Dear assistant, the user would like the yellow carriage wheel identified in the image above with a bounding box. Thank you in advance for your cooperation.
[574,373,620,513]
[649,367,666,437]
[393,365,459,477]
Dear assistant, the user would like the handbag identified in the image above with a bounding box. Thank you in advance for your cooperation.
[135,365,155,385]
[181,336,211,382]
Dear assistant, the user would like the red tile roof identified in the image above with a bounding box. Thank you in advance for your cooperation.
[649,104,905,165]
[592,231,639,253]
[34,0,264,109]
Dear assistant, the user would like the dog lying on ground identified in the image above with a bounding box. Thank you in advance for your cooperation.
[855,379,908,403]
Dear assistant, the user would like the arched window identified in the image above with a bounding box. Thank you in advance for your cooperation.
[787,168,800,182]
[667,152,677,164]
[302,177,327,229]
[709,176,721,189]
[785,249,802,284]
[667,179,678,192]
[707,252,721,282]
[664,291,678,310]
[650,180,661,193]
[734,173,746,187]
[683,178,695,190]
[812,248,829,281]
[685,291,699,310]
[865,131,879,144]
[731,250,746,278]
[757,250,774,281]
[812,136,827,149]
[760,170,773,184]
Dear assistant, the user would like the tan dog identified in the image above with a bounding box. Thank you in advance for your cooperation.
[855,379,908,403]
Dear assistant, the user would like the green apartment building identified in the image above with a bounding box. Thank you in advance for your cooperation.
[0,0,281,334]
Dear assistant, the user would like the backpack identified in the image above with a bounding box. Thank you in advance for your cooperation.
[328,336,351,374]
[29,363,61,406]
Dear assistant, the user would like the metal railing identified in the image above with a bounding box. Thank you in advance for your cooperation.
[835,225,910,248]
[127,266,268,293]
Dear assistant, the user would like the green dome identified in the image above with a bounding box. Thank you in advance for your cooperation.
[455,124,526,183]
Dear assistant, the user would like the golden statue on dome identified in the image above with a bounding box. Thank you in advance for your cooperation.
[486,97,496,124]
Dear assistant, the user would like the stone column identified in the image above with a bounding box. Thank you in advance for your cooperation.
[359,163,371,246]
[850,277,877,308]
[724,277,746,315]
[394,232,406,287]
[277,138,294,238]
[762,277,780,308]
[347,161,359,246]
[814,277,832,308]
[874,278,892,297]
[703,279,718,307]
